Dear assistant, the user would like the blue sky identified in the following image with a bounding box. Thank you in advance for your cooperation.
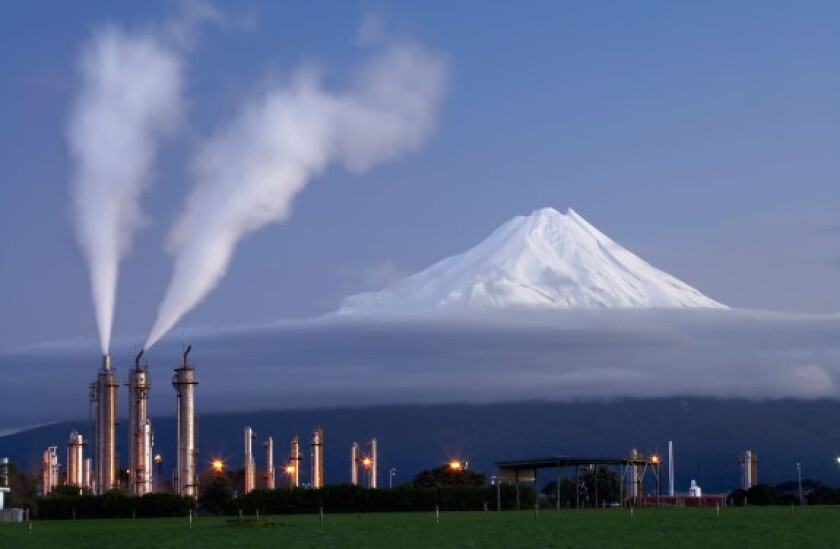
[1,0,838,349]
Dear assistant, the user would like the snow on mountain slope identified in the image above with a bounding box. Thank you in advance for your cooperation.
[338,207,726,314]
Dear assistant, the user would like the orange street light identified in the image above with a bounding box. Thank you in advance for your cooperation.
[154,454,162,465]
[285,465,296,474]
[362,457,373,469]
[211,459,224,473]
[650,455,660,465]
[449,460,463,471]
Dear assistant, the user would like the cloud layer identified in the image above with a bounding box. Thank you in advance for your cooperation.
[2,309,838,432]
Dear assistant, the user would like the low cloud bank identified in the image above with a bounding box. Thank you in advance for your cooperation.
[1,309,838,432]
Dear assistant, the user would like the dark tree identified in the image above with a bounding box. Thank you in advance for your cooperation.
[745,484,778,506]
[199,474,233,515]
[412,465,486,488]
[49,484,92,497]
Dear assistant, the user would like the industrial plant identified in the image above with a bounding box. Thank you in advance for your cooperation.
[18,344,760,511]
[22,347,203,497]
[21,345,378,501]
[8,346,767,514]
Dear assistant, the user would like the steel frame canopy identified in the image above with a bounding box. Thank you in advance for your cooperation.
[495,455,661,510]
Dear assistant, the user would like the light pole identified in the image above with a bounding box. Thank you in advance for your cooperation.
[389,468,396,489]
[651,455,661,507]
[796,462,803,507]
[154,454,163,491]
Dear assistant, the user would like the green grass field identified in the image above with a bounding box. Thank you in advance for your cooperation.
[1,507,839,548]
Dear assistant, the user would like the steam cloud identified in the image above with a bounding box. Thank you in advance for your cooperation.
[145,42,448,349]
[68,26,183,354]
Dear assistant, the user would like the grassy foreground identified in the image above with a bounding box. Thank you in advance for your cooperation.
[1,507,838,548]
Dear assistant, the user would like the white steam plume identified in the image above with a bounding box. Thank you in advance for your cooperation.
[68,26,183,355]
[145,42,448,349]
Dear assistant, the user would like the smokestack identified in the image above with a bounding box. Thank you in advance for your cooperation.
[244,426,256,494]
[311,428,324,489]
[264,437,275,490]
[128,350,153,496]
[351,442,359,486]
[172,346,198,497]
[668,441,674,497]
[91,354,118,494]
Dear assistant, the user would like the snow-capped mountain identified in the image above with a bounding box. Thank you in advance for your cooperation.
[339,207,726,314]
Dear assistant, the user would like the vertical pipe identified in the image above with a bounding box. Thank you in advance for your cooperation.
[141,420,152,494]
[369,438,377,489]
[668,441,674,497]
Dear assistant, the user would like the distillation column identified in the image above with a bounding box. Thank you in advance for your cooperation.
[91,355,118,494]
[289,436,301,488]
[351,442,359,486]
[173,346,198,497]
[264,437,275,490]
[41,447,59,495]
[244,426,256,494]
[66,431,85,488]
[311,428,324,489]
[128,350,153,496]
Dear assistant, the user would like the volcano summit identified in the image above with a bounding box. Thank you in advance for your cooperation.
[340,207,726,314]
